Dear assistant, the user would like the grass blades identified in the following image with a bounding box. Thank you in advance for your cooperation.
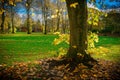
[0,33,120,65]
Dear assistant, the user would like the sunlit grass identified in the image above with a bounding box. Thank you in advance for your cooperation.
[93,36,120,62]
[0,32,68,65]
[0,33,120,65]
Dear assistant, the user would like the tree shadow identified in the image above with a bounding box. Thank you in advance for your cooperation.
[47,56,97,72]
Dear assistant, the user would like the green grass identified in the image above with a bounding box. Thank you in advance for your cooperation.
[0,33,120,65]
[93,36,120,62]
[0,32,68,65]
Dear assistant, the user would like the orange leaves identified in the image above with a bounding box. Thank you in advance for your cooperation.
[0,61,41,80]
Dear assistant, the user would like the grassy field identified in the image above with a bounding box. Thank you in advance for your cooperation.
[93,36,120,62]
[0,32,68,65]
[0,32,120,65]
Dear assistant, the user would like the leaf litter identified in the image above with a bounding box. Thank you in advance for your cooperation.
[0,57,120,80]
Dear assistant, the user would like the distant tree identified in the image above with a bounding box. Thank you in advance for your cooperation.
[25,0,33,34]
[103,11,120,34]
[0,0,7,33]
[9,0,16,33]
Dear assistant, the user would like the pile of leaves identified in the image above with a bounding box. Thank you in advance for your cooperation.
[39,58,120,80]
[0,62,41,80]
[0,58,120,80]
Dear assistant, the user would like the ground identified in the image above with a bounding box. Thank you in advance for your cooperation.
[0,57,120,80]
[0,33,120,80]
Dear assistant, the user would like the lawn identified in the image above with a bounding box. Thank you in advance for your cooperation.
[93,36,120,62]
[0,32,120,65]
[0,32,68,65]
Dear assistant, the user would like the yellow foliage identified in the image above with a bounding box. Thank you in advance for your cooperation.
[70,2,78,8]
[86,47,109,55]
[9,1,14,5]
[53,38,61,45]
[72,45,77,48]
[61,0,66,2]
[105,13,108,17]
[16,0,22,2]
[26,3,28,6]
[31,13,35,16]
[55,9,59,13]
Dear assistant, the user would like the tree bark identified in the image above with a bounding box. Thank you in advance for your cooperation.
[0,2,5,33]
[66,0,92,60]
[26,0,32,34]
[42,0,48,34]
[11,6,15,33]
[27,10,31,34]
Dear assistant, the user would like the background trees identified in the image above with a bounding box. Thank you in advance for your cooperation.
[0,0,7,33]
[0,0,119,36]
[102,11,120,35]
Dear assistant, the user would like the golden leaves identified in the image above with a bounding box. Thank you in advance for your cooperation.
[60,0,66,2]
[72,45,77,48]
[9,0,14,5]
[26,3,28,6]
[31,13,35,16]
[0,61,40,80]
[0,9,5,14]
[53,32,69,45]
[70,2,78,8]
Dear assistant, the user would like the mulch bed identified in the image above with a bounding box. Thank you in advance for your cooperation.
[0,57,120,80]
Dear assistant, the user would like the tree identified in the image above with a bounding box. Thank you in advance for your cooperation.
[25,0,33,34]
[9,0,16,33]
[0,0,7,33]
[66,0,94,62]
[103,11,120,34]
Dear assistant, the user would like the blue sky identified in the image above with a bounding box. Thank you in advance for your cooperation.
[95,0,120,9]
[16,0,120,20]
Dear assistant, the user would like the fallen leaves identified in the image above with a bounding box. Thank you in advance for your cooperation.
[0,58,120,80]
[0,62,41,80]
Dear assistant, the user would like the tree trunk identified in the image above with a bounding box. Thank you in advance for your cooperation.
[26,0,32,34]
[11,6,15,33]
[66,0,92,61]
[0,2,5,33]
[43,0,48,35]
[56,14,60,32]
[27,11,31,34]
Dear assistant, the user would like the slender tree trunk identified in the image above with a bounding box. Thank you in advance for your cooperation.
[44,19,47,34]
[66,0,92,61]
[27,10,31,34]
[0,2,5,33]
[43,8,47,35]
[56,14,60,32]
[55,0,60,32]
[43,0,48,35]
[26,0,32,34]
[11,6,15,33]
